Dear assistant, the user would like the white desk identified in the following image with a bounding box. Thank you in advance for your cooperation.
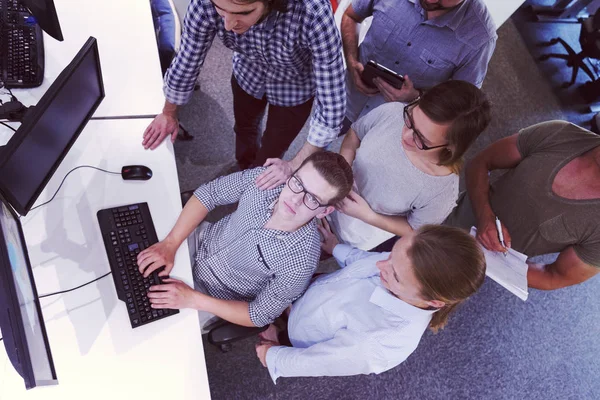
[11,0,165,118]
[0,120,210,399]
[483,0,527,27]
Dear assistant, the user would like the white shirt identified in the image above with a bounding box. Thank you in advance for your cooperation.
[265,244,436,383]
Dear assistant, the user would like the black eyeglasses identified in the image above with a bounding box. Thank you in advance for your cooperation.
[287,175,328,211]
[403,101,448,151]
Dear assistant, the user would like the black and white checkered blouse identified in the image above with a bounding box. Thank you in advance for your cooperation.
[193,167,321,326]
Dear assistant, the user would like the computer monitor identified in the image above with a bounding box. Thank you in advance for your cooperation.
[20,0,64,41]
[0,36,105,216]
[0,195,58,389]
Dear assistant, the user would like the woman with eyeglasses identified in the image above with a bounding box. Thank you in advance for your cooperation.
[327,80,491,251]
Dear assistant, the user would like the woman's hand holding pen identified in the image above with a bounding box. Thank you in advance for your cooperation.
[476,211,512,253]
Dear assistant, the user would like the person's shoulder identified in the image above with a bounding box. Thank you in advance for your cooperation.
[368,102,405,123]
[302,220,323,251]
[517,120,598,155]
[519,120,591,141]
[187,0,219,21]
[237,167,276,194]
[300,0,335,17]
[454,0,497,48]
[431,172,459,194]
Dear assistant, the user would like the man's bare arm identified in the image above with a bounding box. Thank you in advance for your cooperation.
[339,128,361,166]
[527,247,600,290]
[465,135,522,252]
[340,6,378,95]
[341,6,364,66]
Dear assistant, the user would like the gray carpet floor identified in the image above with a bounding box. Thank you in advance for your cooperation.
[172,11,600,400]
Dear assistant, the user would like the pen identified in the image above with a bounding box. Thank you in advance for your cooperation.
[495,216,507,256]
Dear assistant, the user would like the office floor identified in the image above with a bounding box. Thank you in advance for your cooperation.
[172,13,600,400]
[511,1,600,128]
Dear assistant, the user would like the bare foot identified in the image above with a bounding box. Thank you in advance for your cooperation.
[258,324,279,343]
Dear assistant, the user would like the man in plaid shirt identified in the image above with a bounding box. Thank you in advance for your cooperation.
[143,0,346,190]
[136,152,353,328]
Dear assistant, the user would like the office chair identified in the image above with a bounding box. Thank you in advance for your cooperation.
[538,10,600,88]
[180,190,268,352]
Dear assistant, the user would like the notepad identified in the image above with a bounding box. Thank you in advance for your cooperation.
[470,227,529,301]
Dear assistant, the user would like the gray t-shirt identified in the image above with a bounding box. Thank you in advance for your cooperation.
[447,120,600,267]
[329,102,458,250]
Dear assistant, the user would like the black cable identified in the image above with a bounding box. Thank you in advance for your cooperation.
[38,271,112,299]
[0,121,16,132]
[30,165,120,211]
[0,85,17,102]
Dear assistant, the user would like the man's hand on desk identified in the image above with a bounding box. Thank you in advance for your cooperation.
[148,278,200,309]
[137,238,177,277]
[142,113,179,150]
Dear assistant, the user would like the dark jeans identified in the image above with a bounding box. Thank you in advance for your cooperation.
[231,75,314,169]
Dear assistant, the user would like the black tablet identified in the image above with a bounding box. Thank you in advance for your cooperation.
[361,60,404,89]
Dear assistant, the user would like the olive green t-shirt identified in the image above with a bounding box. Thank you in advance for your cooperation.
[450,120,600,267]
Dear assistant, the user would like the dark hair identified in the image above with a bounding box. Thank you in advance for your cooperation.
[297,151,353,204]
[232,0,288,13]
[419,80,491,174]
[408,225,486,333]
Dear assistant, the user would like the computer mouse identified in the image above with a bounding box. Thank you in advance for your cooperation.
[121,165,153,181]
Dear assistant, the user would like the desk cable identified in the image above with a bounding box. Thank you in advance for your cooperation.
[30,165,121,211]
[0,272,114,343]
[0,121,16,132]
[28,165,119,297]
[38,271,113,299]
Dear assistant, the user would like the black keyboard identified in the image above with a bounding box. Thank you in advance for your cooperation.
[97,202,179,329]
[0,0,44,88]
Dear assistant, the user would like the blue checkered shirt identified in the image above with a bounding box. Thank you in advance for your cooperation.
[164,0,346,147]
[192,167,321,327]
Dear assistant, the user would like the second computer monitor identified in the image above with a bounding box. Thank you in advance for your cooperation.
[0,37,105,216]
[0,196,58,389]
[20,0,64,41]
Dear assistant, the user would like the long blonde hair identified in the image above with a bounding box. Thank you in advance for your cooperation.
[408,225,486,332]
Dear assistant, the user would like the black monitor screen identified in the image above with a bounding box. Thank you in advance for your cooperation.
[0,37,104,216]
[0,199,57,389]
[20,0,64,41]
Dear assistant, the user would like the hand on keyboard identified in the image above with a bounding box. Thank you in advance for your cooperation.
[147,278,199,310]
[137,238,177,278]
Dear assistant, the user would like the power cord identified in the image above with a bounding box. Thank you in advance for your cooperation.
[0,121,16,132]
[38,271,112,299]
[0,271,112,341]
[30,165,120,211]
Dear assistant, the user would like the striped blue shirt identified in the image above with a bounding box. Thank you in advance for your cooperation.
[164,0,346,147]
[265,244,436,382]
